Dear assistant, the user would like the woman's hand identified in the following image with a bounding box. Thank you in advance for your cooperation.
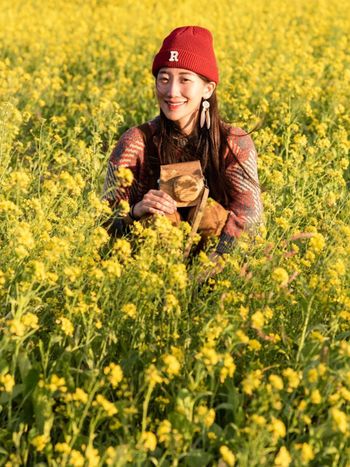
[132,189,177,218]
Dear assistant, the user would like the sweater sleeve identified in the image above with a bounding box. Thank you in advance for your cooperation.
[102,126,145,207]
[216,127,263,254]
[102,126,145,235]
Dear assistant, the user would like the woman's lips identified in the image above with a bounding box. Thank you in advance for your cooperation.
[165,101,186,111]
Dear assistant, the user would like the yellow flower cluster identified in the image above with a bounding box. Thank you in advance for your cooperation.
[7,313,39,337]
[104,363,123,388]
[0,373,15,393]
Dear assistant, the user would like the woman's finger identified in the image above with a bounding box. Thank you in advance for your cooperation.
[149,189,177,205]
[144,194,176,212]
[148,207,166,215]
[143,199,175,214]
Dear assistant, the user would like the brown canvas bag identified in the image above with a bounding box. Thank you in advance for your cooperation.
[159,160,205,207]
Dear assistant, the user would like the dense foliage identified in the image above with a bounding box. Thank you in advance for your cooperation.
[0,0,349,465]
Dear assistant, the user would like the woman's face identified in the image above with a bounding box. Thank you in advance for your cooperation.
[156,67,215,135]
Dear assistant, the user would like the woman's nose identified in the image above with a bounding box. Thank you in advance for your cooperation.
[165,79,181,97]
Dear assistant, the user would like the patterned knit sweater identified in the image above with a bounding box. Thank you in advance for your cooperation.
[102,116,263,253]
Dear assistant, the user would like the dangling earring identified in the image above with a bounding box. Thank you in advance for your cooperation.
[200,100,210,129]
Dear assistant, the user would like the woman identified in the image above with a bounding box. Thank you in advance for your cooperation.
[103,26,263,258]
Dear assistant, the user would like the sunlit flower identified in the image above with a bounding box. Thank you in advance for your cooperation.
[69,450,85,467]
[251,310,265,329]
[219,445,236,466]
[55,442,71,454]
[145,364,163,386]
[269,417,286,442]
[308,233,325,253]
[85,445,100,467]
[138,431,157,451]
[330,407,348,434]
[162,354,181,376]
[310,389,321,405]
[0,373,15,392]
[65,387,89,405]
[283,368,301,392]
[195,405,216,428]
[157,419,172,444]
[295,442,315,463]
[94,394,117,417]
[48,374,67,393]
[115,166,134,187]
[272,268,289,287]
[56,316,74,336]
[104,363,123,387]
[274,446,291,467]
[220,353,236,383]
[242,369,262,395]
[269,374,284,391]
[31,434,49,452]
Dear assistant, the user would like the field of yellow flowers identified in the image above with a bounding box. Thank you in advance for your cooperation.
[1,0,350,465]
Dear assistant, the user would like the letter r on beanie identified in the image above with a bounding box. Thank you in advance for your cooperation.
[169,51,179,62]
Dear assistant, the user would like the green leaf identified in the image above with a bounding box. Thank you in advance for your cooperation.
[32,389,54,437]
[183,449,213,467]
[18,351,32,382]
[0,384,24,404]
[0,358,9,374]
[24,368,40,396]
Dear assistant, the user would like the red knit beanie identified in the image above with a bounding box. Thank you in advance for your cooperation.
[152,26,219,84]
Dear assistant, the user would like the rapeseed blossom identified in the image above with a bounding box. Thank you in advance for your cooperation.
[283,368,301,392]
[195,405,216,428]
[85,445,100,467]
[219,445,236,466]
[104,363,123,387]
[0,373,15,392]
[242,370,263,395]
[121,303,137,319]
[145,365,163,386]
[162,354,181,376]
[138,431,157,451]
[65,388,89,405]
[269,417,287,442]
[295,443,315,463]
[272,268,289,287]
[157,419,172,445]
[69,450,85,467]
[31,435,49,452]
[56,316,74,336]
[330,408,348,434]
[94,394,118,417]
[274,446,291,467]
[269,374,284,391]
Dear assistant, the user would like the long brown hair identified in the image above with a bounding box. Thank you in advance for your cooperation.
[154,84,258,207]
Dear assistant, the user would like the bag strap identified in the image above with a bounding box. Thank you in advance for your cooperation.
[183,186,209,258]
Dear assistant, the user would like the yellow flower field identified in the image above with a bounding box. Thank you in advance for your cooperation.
[0,0,350,465]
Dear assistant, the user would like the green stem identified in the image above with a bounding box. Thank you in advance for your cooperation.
[64,379,101,466]
[296,295,315,363]
[142,382,155,433]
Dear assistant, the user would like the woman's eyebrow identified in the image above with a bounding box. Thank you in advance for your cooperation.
[158,71,195,76]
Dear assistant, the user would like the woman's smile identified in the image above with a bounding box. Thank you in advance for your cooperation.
[165,100,187,111]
